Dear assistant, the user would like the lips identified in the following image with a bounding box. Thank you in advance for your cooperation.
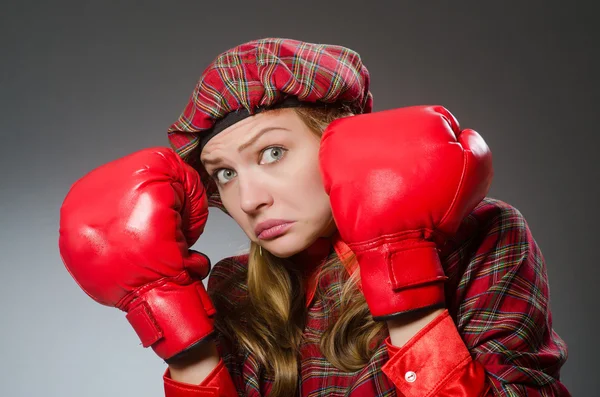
[254,219,294,237]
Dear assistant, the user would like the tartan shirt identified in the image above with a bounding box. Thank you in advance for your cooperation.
[163,198,570,396]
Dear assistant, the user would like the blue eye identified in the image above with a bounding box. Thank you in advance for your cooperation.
[260,146,287,164]
[212,168,237,185]
[211,146,288,186]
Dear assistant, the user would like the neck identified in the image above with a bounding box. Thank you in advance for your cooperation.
[289,221,338,275]
[289,236,333,279]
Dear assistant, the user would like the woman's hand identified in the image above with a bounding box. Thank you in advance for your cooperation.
[59,147,216,361]
[319,105,493,320]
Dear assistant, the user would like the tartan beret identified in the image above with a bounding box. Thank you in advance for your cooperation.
[167,38,373,213]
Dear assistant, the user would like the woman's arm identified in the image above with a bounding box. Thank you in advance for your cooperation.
[386,307,445,347]
[167,341,221,385]
[163,335,239,397]
[380,199,570,396]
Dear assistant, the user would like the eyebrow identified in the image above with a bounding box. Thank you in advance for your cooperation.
[202,126,289,166]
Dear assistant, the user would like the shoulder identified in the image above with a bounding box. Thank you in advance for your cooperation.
[470,197,527,227]
[205,254,252,380]
[443,197,541,289]
[449,197,532,248]
[207,253,249,306]
[443,197,545,300]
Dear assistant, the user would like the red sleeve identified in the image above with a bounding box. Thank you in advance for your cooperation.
[163,358,238,397]
[382,310,490,396]
[382,199,570,396]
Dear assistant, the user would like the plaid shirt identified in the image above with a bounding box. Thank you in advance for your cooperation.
[163,198,570,396]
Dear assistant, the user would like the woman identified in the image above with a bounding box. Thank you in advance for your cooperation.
[59,38,570,396]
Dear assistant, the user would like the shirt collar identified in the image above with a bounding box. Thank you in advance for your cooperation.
[303,231,358,308]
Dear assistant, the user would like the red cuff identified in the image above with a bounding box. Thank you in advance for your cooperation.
[163,358,237,397]
[382,310,489,396]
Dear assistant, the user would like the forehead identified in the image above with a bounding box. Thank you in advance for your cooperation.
[200,108,306,158]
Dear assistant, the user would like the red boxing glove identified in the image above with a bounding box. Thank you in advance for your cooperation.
[320,106,493,320]
[59,147,216,361]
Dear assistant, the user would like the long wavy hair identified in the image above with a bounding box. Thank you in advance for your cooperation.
[210,106,387,397]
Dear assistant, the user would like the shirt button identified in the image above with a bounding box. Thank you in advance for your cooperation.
[405,371,417,383]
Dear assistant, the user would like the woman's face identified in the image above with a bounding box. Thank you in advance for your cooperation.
[200,108,337,258]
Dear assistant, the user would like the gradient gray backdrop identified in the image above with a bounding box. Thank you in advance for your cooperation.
[1,1,597,395]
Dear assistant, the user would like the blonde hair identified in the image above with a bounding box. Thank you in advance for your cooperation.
[210,106,386,397]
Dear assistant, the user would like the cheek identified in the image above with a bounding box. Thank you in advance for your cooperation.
[302,152,327,194]
[289,158,330,208]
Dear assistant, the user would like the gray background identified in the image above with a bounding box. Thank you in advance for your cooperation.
[1,0,597,395]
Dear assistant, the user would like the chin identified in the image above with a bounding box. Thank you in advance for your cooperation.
[261,233,310,258]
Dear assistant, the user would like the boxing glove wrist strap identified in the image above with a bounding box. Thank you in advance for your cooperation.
[126,278,216,360]
[354,241,448,321]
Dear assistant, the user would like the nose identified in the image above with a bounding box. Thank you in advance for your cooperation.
[238,172,273,214]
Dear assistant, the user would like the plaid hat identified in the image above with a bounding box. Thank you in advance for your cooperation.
[167,38,373,213]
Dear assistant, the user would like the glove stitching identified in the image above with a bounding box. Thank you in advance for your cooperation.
[350,239,436,255]
[116,271,195,309]
[346,228,436,250]
[437,146,470,232]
